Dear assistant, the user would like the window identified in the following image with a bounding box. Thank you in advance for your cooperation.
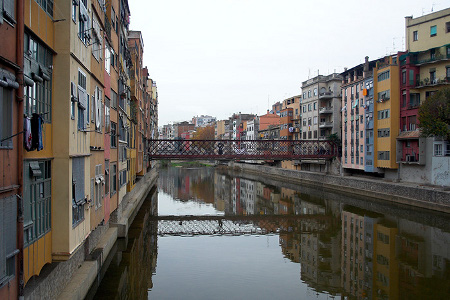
[446,22,450,33]
[2,0,16,24]
[378,151,390,161]
[308,117,311,126]
[433,142,450,156]
[447,67,450,79]
[413,30,418,41]
[430,25,437,37]
[302,105,306,113]
[72,158,85,227]
[111,6,116,30]
[313,88,317,96]
[303,92,306,99]
[105,44,111,74]
[35,0,54,17]
[110,163,117,195]
[430,69,436,83]
[378,128,390,137]
[92,16,103,61]
[377,90,390,102]
[72,0,77,22]
[24,33,53,123]
[77,70,87,130]
[308,90,311,98]
[1,84,13,148]
[360,131,363,138]
[105,97,110,133]
[308,104,312,111]
[111,89,117,109]
[119,169,127,187]
[0,195,17,285]
[313,102,317,110]
[94,164,104,209]
[313,116,317,125]
[78,1,90,45]
[402,70,406,84]
[378,109,390,119]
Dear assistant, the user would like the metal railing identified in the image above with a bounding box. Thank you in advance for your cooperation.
[148,139,338,160]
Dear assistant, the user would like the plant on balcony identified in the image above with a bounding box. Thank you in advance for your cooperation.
[418,87,450,140]
[424,78,430,85]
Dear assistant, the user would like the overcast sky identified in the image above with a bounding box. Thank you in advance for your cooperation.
[128,0,450,126]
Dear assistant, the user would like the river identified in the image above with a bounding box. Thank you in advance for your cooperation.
[88,166,450,299]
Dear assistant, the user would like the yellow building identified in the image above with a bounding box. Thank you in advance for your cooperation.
[373,55,400,172]
[52,0,93,262]
[373,222,399,300]
[22,0,56,283]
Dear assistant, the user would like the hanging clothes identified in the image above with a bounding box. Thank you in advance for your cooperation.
[24,117,33,151]
[31,113,43,151]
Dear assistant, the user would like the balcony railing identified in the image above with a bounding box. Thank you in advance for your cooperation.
[319,91,334,99]
[415,77,450,88]
[319,106,333,114]
[319,121,333,128]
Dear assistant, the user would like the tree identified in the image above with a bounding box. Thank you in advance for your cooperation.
[192,125,215,140]
[418,87,450,140]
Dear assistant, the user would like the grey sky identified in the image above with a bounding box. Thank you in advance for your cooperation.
[128,0,450,126]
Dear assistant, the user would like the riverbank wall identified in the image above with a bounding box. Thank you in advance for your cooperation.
[24,167,158,300]
[228,162,450,214]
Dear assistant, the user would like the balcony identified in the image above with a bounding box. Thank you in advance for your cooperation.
[319,91,334,99]
[415,77,450,89]
[319,121,333,128]
[410,48,450,66]
[319,106,333,114]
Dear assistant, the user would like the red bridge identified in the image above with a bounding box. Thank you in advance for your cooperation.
[148,139,338,160]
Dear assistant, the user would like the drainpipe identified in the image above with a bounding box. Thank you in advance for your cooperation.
[16,0,25,298]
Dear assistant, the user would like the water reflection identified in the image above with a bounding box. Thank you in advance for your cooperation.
[93,167,450,299]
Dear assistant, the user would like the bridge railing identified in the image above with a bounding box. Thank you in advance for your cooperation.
[148,139,338,160]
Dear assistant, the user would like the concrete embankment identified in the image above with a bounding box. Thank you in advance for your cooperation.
[24,167,158,300]
[228,162,450,214]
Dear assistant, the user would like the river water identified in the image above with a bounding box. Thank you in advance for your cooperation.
[90,166,450,300]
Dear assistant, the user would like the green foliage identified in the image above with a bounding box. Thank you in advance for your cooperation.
[327,133,341,144]
[418,87,450,140]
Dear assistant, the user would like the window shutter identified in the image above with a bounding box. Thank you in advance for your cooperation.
[91,94,95,123]
[86,95,89,127]
[5,195,17,255]
[90,178,94,204]
[0,199,6,279]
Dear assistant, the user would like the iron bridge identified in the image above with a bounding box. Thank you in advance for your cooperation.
[148,139,338,160]
[151,215,332,236]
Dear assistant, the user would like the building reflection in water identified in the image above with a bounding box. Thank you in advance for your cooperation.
[90,189,158,300]
[94,166,450,299]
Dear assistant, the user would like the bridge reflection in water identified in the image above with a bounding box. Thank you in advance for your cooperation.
[153,215,331,236]
[91,166,450,300]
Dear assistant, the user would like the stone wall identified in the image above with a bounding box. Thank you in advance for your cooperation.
[230,162,450,213]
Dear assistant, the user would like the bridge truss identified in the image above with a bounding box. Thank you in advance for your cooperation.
[148,139,338,160]
[151,215,332,236]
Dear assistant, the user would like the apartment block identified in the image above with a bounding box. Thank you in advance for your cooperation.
[301,73,342,141]
[0,0,22,298]
[397,8,450,185]
[341,58,380,172]
[0,0,157,297]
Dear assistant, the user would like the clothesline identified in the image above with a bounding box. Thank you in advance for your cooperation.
[0,112,48,144]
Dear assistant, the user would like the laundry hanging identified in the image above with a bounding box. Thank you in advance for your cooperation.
[24,117,33,151]
[31,113,43,151]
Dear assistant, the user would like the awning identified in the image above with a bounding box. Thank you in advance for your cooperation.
[397,130,421,139]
